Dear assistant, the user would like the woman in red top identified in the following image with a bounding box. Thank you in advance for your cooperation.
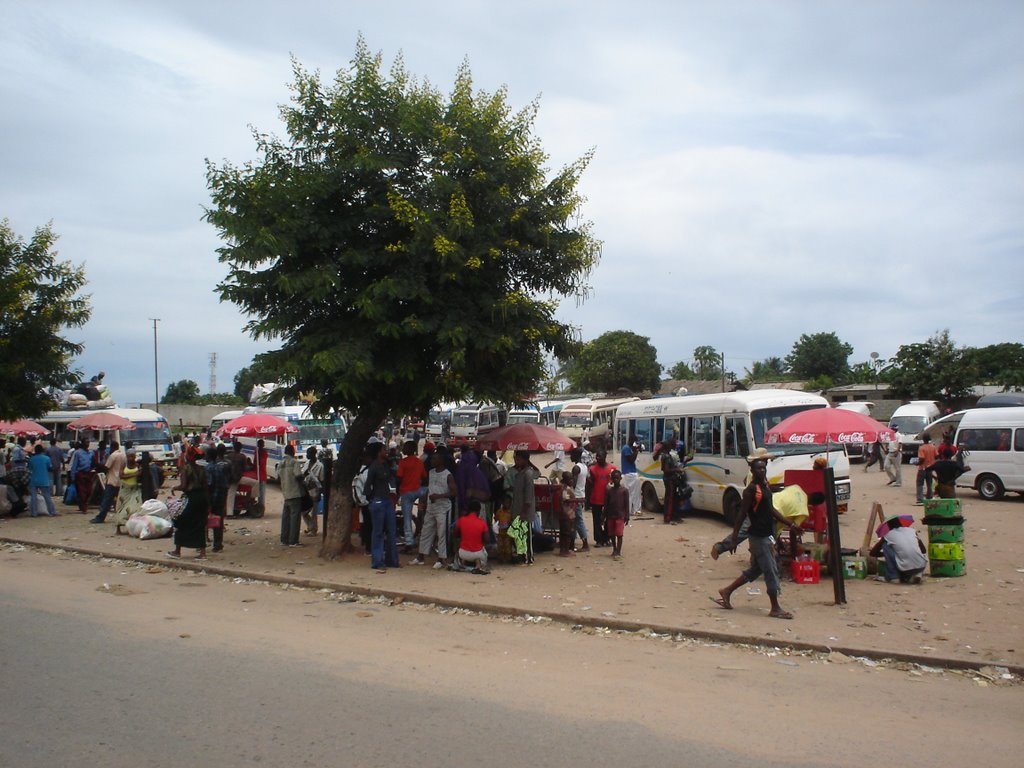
[587,450,616,547]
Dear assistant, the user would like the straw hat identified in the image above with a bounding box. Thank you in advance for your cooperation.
[746,447,775,463]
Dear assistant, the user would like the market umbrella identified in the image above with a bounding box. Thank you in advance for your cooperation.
[475,423,577,452]
[765,408,895,448]
[0,419,50,437]
[215,413,298,439]
[66,412,135,431]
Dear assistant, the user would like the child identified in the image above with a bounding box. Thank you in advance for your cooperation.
[455,499,489,574]
[603,469,630,559]
[558,471,576,557]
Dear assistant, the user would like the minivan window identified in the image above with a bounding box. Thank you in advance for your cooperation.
[959,428,1012,452]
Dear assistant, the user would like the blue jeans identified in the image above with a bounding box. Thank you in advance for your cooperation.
[50,469,64,498]
[915,469,932,503]
[572,498,589,544]
[881,540,925,582]
[93,484,119,522]
[399,489,423,546]
[30,485,57,517]
[369,497,399,569]
[714,516,751,556]
[741,536,782,596]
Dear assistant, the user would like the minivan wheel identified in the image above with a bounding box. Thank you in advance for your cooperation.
[723,489,742,525]
[977,474,1005,501]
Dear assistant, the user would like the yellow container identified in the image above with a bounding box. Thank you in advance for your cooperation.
[928,542,965,561]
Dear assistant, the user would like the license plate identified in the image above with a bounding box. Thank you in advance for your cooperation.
[836,485,851,501]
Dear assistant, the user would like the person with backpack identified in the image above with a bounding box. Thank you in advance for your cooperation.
[302,446,323,536]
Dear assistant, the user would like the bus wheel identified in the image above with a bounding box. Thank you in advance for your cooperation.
[977,474,1005,501]
[722,489,741,525]
[641,482,662,516]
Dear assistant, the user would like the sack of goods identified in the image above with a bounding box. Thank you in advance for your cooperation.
[164,497,186,520]
[126,513,173,539]
[140,498,171,519]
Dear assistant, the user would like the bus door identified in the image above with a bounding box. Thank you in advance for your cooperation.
[686,415,724,511]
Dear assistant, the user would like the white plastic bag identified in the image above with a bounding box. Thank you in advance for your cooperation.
[140,498,170,519]
[126,513,172,539]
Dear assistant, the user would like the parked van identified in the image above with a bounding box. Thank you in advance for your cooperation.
[953,407,1024,500]
[835,401,874,459]
[888,401,940,462]
[448,403,504,447]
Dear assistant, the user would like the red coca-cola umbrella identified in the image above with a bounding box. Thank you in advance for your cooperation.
[215,413,298,439]
[476,423,577,452]
[765,408,895,447]
[0,419,50,437]
[66,412,135,431]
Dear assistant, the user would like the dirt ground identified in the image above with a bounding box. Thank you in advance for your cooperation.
[2,462,1021,669]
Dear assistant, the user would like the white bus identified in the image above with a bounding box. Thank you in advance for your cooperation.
[507,405,540,425]
[208,409,244,436]
[39,407,175,465]
[449,403,505,447]
[613,390,852,522]
[559,396,639,446]
[425,402,459,442]
[259,405,346,479]
[537,400,564,428]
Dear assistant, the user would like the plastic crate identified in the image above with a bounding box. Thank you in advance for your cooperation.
[930,559,966,577]
[928,542,965,561]
[923,498,962,518]
[791,560,821,584]
[927,524,964,544]
[842,556,867,579]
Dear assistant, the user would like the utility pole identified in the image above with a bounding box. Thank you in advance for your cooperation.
[721,352,726,392]
[208,352,218,395]
[150,318,160,406]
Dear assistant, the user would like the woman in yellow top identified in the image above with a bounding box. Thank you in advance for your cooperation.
[114,449,142,535]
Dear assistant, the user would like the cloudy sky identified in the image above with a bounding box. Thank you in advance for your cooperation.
[3,0,1022,406]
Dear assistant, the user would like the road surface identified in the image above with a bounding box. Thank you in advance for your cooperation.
[0,545,1019,767]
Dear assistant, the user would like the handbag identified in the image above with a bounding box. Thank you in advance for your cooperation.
[63,483,77,505]
[206,513,223,529]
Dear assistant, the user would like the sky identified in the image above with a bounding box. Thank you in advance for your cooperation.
[3,0,1022,407]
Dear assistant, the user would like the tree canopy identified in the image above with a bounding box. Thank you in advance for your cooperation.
[964,343,1024,390]
[163,379,201,403]
[232,358,281,402]
[666,360,695,380]
[888,329,974,402]
[785,332,853,381]
[565,330,660,394]
[742,356,788,384]
[0,220,91,420]
[205,42,600,557]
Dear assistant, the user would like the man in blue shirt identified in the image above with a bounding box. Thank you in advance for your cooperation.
[620,434,642,516]
[28,445,59,517]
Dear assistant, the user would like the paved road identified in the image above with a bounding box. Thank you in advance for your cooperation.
[0,546,1019,768]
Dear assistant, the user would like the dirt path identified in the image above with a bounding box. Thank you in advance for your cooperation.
[2,465,1021,668]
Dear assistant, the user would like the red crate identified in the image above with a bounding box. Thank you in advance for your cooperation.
[791,560,821,584]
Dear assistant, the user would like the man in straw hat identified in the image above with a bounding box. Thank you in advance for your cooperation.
[711,448,799,619]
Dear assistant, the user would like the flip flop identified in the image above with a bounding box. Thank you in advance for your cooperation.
[769,611,794,620]
[710,596,732,610]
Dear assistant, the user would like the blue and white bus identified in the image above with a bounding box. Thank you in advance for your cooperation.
[232,405,346,480]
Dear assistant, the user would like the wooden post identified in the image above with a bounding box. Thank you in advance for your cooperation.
[824,467,847,604]
[860,502,884,556]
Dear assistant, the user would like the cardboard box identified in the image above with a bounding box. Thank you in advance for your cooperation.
[842,556,867,579]
[923,498,962,518]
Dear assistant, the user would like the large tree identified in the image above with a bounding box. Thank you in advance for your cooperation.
[232,357,282,401]
[0,220,91,419]
[743,356,788,384]
[163,379,201,403]
[785,331,853,381]
[964,342,1024,390]
[206,43,600,559]
[888,329,974,402]
[666,360,695,380]
[692,345,723,379]
[565,330,660,394]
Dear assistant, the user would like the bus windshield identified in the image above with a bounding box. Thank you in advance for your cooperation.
[889,416,928,435]
[129,425,172,444]
[559,413,592,428]
[451,413,477,427]
[507,413,539,425]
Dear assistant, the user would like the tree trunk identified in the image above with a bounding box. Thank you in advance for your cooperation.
[319,408,386,560]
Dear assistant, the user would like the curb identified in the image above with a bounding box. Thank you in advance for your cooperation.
[3,535,1020,677]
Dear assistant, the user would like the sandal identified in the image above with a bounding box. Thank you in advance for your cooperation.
[710,596,733,610]
[769,610,794,620]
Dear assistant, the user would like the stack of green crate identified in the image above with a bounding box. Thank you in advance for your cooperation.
[924,499,966,577]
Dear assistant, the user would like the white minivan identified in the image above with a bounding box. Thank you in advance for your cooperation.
[954,407,1024,500]
[889,400,940,462]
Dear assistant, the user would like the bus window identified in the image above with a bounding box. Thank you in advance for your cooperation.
[632,419,653,451]
[691,416,715,454]
[725,416,751,457]
[1016,429,1024,452]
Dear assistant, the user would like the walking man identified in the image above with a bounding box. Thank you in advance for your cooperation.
[90,441,125,523]
[712,451,798,619]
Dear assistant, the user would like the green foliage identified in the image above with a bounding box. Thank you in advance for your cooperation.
[888,329,974,402]
[743,356,789,384]
[565,331,661,393]
[964,343,1024,389]
[785,332,853,381]
[191,393,247,406]
[692,345,722,379]
[803,374,835,392]
[205,41,599,556]
[163,379,201,403]
[0,220,91,419]
[847,361,877,383]
[233,357,281,401]
[666,360,695,380]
